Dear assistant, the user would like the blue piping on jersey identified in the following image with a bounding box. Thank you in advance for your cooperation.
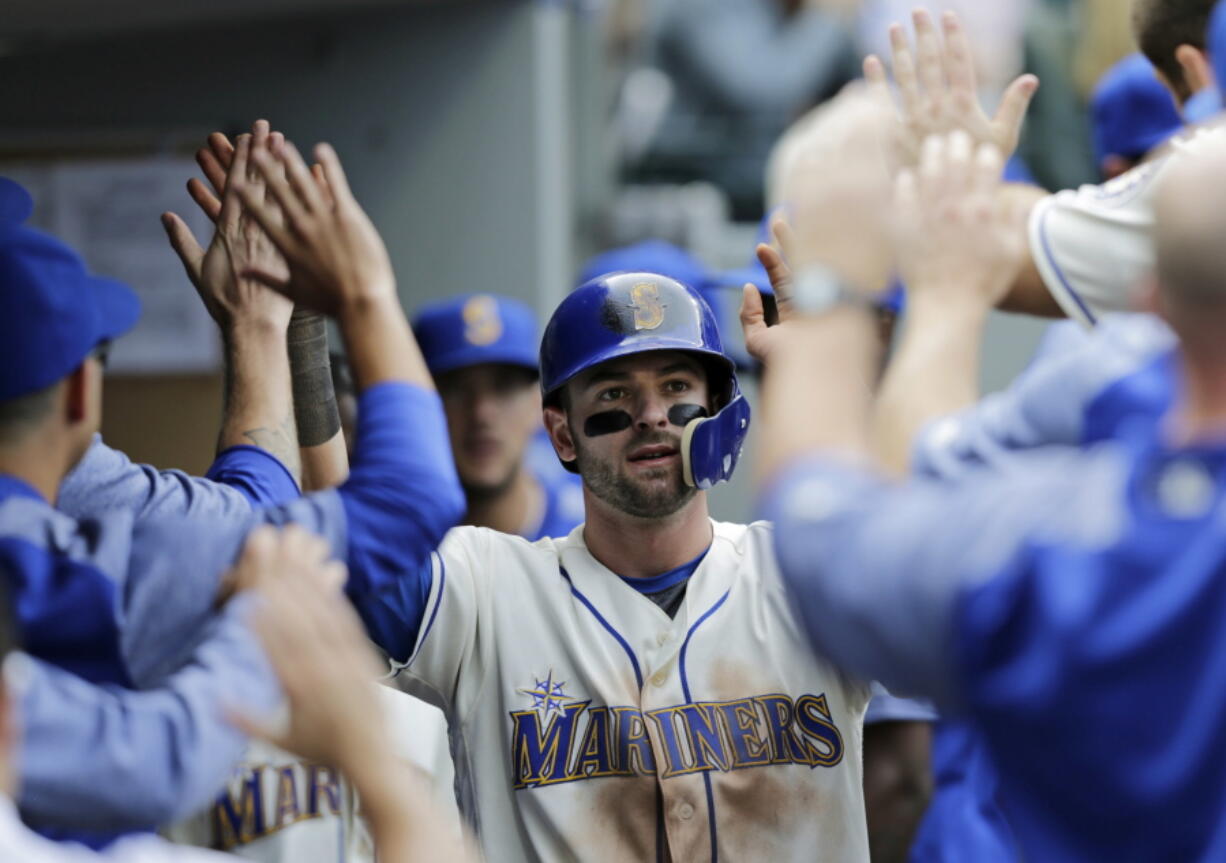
[408,551,447,668]
[679,589,731,863]
[1037,204,1098,327]
[558,567,664,860]
[559,567,644,688]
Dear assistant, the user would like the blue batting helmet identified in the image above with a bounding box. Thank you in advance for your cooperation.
[539,272,750,489]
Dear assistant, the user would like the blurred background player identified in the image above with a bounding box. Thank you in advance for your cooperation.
[1091,52,1185,180]
[412,293,583,540]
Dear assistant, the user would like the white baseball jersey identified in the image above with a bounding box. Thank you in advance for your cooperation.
[165,688,454,863]
[1029,123,1226,327]
[390,519,872,862]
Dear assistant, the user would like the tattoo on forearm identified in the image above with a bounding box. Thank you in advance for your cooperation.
[239,412,302,484]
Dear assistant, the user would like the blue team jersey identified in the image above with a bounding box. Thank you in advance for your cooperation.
[3,383,463,844]
[906,314,1177,861]
[766,401,1226,860]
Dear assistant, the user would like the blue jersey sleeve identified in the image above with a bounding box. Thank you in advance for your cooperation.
[58,438,256,523]
[330,383,464,599]
[761,446,1128,709]
[912,315,1175,481]
[204,445,300,507]
[15,598,279,832]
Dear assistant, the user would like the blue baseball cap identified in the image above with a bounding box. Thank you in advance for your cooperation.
[1091,54,1184,166]
[0,177,141,401]
[412,293,540,377]
[576,240,708,291]
[1208,0,1226,111]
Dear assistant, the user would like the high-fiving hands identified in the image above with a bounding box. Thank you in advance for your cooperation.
[232,139,396,316]
[893,131,1028,310]
[865,9,1038,171]
[162,120,294,333]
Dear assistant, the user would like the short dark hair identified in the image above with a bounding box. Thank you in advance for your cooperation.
[0,381,60,445]
[1133,0,1216,101]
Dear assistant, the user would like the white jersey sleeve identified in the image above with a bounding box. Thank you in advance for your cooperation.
[1028,125,1226,325]
[383,527,499,716]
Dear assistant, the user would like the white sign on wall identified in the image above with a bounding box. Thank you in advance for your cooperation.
[3,158,221,374]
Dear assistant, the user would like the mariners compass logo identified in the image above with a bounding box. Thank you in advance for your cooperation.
[517,669,572,716]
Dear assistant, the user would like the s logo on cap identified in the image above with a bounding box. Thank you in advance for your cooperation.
[463,295,503,347]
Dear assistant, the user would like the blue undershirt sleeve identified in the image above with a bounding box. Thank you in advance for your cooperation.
[332,383,465,653]
[205,445,301,507]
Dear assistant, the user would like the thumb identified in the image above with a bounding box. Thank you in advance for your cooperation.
[161,212,205,287]
[994,74,1039,147]
[739,283,766,335]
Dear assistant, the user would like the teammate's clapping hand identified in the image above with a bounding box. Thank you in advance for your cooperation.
[233,139,395,316]
[162,120,294,332]
[864,9,1038,170]
[893,132,1028,308]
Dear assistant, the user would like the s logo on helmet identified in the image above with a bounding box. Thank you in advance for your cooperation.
[630,282,666,331]
[463,295,504,346]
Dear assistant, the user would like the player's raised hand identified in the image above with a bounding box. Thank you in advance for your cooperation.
[893,131,1028,309]
[162,120,294,332]
[864,9,1038,170]
[234,139,395,316]
[187,127,333,222]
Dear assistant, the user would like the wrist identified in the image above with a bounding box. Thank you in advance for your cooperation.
[337,278,397,315]
[224,316,289,345]
[904,290,992,326]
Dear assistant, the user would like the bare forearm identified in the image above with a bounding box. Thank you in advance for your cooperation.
[997,184,1065,318]
[756,308,880,482]
[872,296,989,476]
[219,323,301,483]
[336,293,434,393]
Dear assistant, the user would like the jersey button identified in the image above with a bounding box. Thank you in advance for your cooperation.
[656,631,670,647]
[651,670,668,687]
[678,803,694,820]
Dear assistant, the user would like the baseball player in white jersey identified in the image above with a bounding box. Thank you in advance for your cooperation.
[353,276,869,862]
[165,688,456,863]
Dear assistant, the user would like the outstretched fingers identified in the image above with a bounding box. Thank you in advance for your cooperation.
[314,143,353,208]
[219,135,251,231]
[161,212,205,286]
[911,9,945,100]
[187,177,222,223]
[941,12,978,103]
[282,141,328,215]
[889,22,922,120]
[994,73,1040,147]
[248,145,312,238]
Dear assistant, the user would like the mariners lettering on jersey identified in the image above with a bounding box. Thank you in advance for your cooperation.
[211,761,344,850]
[510,675,844,790]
